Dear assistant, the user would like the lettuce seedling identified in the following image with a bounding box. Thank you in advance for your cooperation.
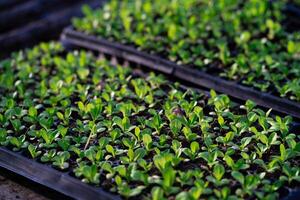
[82,164,100,184]
[39,116,54,131]
[8,135,28,151]
[224,155,249,171]
[113,116,135,133]
[280,164,300,184]
[216,131,235,145]
[58,138,71,151]
[206,164,229,186]
[56,108,72,125]
[131,79,150,100]
[171,140,182,158]
[154,152,175,173]
[41,129,59,146]
[57,125,68,138]
[182,127,198,142]
[169,117,182,137]
[121,148,146,164]
[89,102,103,121]
[199,151,219,168]
[75,162,100,185]
[116,102,134,118]
[106,144,117,158]
[52,151,70,170]
[161,166,179,195]
[10,119,22,132]
[40,149,57,162]
[146,110,164,134]
[0,129,7,144]
[142,134,152,151]
[183,141,200,161]
[151,187,166,200]
[115,175,146,198]
[84,121,105,150]
[110,128,121,142]
[23,106,38,123]
[231,171,261,196]
[27,144,41,159]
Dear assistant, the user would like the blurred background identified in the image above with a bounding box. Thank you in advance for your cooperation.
[0,0,105,58]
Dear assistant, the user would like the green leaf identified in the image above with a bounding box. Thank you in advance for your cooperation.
[224,155,234,168]
[288,41,295,54]
[231,171,244,185]
[259,134,268,145]
[210,90,217,98]
[162,166,176,189]
[106,144,115,156]
[77,68,90,80]
[57,112,64,120]
[280,144,287,161]
[151,187,165,200]
[190,141,199,154]
[134,127,141,140]
[170,118,182,136]
[168,24,177,40]
[143,134,152,150]
[78,101,85,112]
[28,144,38,158]
[218,115,224,126]
[28,107,37,117]
[213,164,225,181]
[0,129,7,142]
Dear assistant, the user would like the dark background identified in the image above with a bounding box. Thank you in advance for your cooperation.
[0,0,104,58]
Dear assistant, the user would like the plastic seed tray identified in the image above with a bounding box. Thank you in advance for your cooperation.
[61,26,300,120]
[0,147,119,200]
[1,44,300,200]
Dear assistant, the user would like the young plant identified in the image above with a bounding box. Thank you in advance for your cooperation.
[52,151,70,170]
[8,135,28,151]
[27,144,41,159]
[183,141,200,161]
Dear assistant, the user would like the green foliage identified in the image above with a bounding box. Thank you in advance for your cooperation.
[0,42,299,199]
[73,0,300,102]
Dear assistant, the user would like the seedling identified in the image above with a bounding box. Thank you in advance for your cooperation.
[27,144,41,158]
[52,151,70,170]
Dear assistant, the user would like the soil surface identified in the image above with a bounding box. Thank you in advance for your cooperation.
[0,172,49,200]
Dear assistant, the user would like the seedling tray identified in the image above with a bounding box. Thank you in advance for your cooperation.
[0,0,23,12]
[1,43,300,199]
[61,27,300,120]
[0,147,120,200]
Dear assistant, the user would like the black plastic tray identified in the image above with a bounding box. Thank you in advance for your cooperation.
[0,0,84,33]
[0,147,120,200]
[0,0,23,12]
[1,47,300,200]
[61,27,300,119]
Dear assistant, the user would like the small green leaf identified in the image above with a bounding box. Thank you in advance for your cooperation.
[190,141,199,154]
[213,164,225,181]
[143,134,152,150]
[231,171,244,185]
[259,134,268,145]
[28,107,37,117]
